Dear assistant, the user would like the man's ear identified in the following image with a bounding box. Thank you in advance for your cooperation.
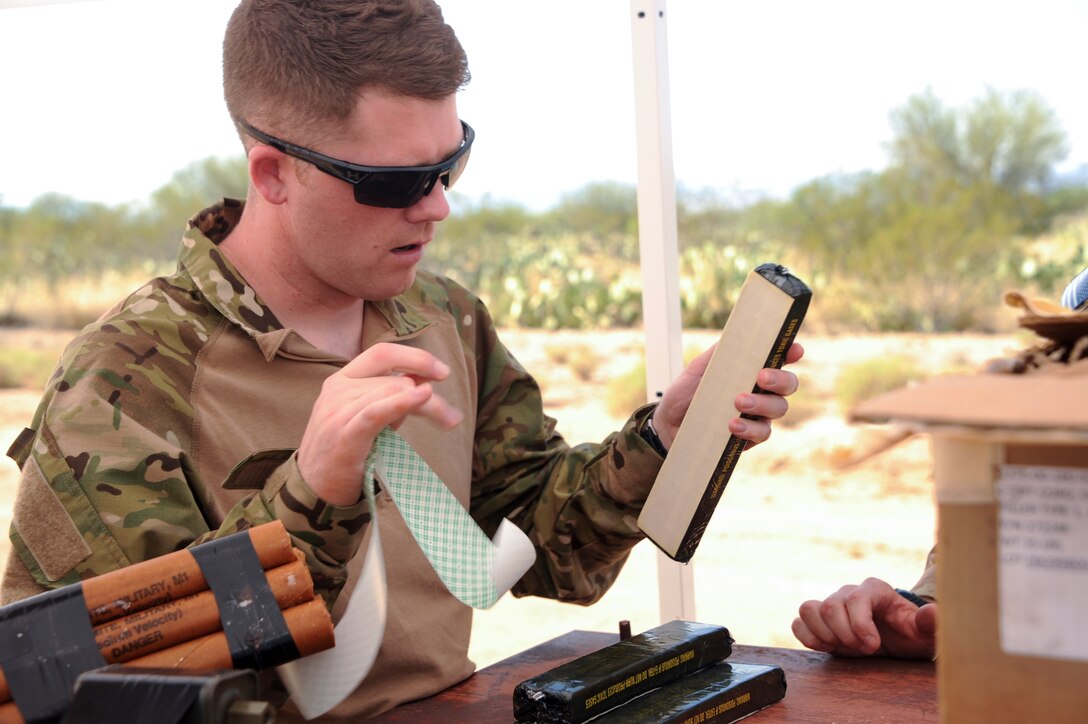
[247,145,290,204]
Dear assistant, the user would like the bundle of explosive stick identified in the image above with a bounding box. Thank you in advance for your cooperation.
[0,521,334,724]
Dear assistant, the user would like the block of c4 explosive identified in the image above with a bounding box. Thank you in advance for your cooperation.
[589,661,786,724]
[638,263,811,563]
[512,620,733,724]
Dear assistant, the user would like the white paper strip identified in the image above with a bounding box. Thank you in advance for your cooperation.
[276,490,387,719]
[488,518,537,600]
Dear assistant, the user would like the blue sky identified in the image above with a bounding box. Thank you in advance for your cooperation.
[1,0,1086,210]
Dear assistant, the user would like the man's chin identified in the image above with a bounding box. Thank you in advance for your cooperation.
[359,268,417,302]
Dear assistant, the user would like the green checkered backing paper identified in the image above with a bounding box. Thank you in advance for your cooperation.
[367,426,501,609]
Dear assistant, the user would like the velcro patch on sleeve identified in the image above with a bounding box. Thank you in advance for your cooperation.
[12,456,92,582]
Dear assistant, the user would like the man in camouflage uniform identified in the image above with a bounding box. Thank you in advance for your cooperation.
[3,0,801,719]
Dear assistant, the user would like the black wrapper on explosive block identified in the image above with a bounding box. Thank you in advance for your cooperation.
[513,620,733,724]
[590,661,786,723]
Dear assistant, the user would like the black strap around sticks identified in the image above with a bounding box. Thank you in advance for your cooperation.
[190,529,300,671]
[0,585,105,724]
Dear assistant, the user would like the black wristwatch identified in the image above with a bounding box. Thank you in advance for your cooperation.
[639,412,669,458]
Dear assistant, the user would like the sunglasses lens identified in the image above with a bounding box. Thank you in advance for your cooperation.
[353,171,432,208]
[443,147,471,191]
[350,127,472,208]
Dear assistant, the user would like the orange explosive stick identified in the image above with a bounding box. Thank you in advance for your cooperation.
[126,598,334,667]
[82,520,296,625]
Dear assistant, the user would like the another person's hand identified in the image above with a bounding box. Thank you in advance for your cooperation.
[653,342,804,449]
[792,577,938,659]
[298,343,463,505]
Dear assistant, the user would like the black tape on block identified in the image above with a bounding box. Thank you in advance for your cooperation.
[190,531,299,670]
[0,585,106,724]
[59,669,200,724]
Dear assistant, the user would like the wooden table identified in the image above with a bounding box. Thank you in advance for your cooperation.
[373,630,937,722]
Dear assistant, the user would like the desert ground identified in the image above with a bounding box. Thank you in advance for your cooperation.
[0,328,1022,668]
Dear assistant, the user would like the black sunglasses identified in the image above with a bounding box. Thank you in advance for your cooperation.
[235,118,474,208]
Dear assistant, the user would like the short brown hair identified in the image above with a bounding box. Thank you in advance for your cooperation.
[223,0,470,139]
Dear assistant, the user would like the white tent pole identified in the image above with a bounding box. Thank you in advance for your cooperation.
[629,0,695,622]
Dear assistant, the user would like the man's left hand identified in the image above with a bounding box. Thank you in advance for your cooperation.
[653,342,804,450]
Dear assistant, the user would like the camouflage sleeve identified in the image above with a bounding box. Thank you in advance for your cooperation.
[204,450,370,604]
[4,321,366,607]
[459,293,664,605]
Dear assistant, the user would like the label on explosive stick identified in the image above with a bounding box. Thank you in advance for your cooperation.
[84,521,295,624]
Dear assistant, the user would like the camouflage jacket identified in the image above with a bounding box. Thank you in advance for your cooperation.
[4,200,666,718]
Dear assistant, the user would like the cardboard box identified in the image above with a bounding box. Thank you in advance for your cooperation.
[852,372,1088,724]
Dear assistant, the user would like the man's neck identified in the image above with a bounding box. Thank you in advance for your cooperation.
[219,212,366,360]
[277,300,366,360]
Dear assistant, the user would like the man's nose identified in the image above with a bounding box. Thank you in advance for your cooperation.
[406,183,451,223]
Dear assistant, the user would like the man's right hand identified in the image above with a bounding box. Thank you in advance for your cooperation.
[297,343,463,506]
[792,577,938,659]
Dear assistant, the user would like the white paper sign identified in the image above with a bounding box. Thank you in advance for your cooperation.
[996,464,1088,661]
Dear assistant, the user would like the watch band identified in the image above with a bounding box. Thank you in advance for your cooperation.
[895,588,929,607]
[639,412,669,458]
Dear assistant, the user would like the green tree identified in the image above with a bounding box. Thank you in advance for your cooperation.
[774,88,1071,331]
[779,168,1022,331]
[888,87,1068,227]
[14,195,130,285]
[545,181,638,243]
[441,194,536,243]
[858,169,1019,331]
[1,194,140,325]
[0,203,20,321]
[676,186,756,251]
